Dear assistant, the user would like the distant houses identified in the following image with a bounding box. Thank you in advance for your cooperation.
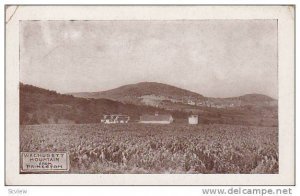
[139,113,174,124]
[138,93,246,109]
[101,114,130,124]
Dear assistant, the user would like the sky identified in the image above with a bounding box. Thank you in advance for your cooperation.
[20,20,278,98]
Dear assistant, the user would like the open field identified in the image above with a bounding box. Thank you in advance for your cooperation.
[20,123,278,174]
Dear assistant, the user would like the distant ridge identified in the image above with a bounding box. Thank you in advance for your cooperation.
[238,93,276,102]
[20,83,278,127]
[70,82,205,100]
[69,82,276,104]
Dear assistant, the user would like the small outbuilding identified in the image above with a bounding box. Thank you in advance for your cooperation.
[188,115,198,125]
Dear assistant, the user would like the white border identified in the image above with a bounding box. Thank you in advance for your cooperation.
[5,5,295,185]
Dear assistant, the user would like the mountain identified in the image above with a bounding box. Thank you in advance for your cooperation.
[70,82,276,108]
[20,83,188,125]
[70,82,205,103]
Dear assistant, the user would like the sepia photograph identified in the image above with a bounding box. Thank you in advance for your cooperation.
[5,5,294,185]
[19,19,279,174]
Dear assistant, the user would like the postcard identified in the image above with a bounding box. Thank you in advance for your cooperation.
[5,5,295,185]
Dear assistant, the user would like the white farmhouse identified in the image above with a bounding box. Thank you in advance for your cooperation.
[101,114,130,124]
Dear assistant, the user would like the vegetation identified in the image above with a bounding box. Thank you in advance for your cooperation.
[20,123,278,174]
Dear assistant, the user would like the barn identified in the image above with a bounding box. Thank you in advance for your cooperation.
[188,115,198,124]
[101,114,130,124]
[139,113,173,124]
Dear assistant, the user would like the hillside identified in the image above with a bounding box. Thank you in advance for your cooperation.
[20,83,278,127]
[238,94,275,102]
[70,82,277,109]
[70,82,205,104]
[20,83,188,125]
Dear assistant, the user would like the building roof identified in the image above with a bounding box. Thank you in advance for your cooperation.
[140,114,173,122]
